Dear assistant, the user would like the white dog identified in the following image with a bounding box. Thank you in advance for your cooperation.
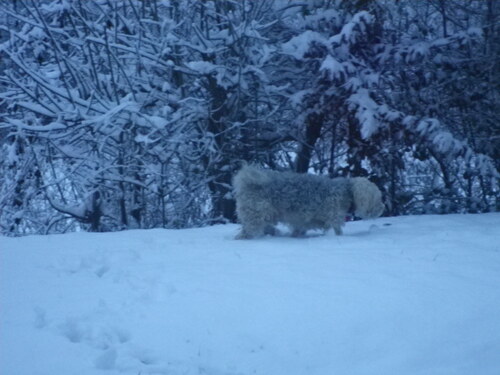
[232,165,384,239]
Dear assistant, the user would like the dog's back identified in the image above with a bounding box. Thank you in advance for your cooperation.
[233,165,329,204]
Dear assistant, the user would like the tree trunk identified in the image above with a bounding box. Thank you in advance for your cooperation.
[295,113,323,173]
[204,74,237,222]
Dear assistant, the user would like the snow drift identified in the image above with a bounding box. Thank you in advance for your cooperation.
[1,213,500,375]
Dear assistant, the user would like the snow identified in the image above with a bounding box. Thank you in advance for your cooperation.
[15,101,57,117]
[331,11,374,46]
[6,117,66,132]
[1,213,500,375]
[282,30,327,59]
[432,131,463,153]
[407,42,430,62]
[289,89,312,108]
[347,89,381,139]
[319,55,344,80]
[185,61,218,75]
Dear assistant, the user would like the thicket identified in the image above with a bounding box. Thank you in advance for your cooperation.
[1,0,498,235]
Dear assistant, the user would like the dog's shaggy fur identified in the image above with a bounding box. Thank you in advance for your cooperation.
[232,166,384,239]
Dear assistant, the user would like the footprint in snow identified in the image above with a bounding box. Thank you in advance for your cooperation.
[94,348,118,370]
[58,316,131,350]
[52,254,111,278]
[33,307,48,329]
[132,348,158,366]
[59,317,87,343]
[113,327,131,344]
[94,264,110,278]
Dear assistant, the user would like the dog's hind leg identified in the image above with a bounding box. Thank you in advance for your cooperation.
[331,216,345,236]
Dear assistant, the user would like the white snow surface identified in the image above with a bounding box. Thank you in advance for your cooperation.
[1,213,500,375]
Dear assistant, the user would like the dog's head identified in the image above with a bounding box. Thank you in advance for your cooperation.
[350,178,384,219]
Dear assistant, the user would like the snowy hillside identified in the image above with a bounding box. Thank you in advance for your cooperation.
[1,214,500,375]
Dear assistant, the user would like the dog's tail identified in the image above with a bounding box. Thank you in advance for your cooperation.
[350,177,385,219]
[232,165,271,194]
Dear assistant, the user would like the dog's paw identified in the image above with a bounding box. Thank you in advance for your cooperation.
[235,231,252,240]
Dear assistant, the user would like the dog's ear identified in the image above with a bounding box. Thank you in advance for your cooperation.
[350,178,384,219]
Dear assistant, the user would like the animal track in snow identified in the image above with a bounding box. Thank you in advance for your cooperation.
[33,307,48,329]
[58,316,131,349]
[131,348,158,365]
[59,317,87,343]
[51,253,111,279]
[94,348,118,370]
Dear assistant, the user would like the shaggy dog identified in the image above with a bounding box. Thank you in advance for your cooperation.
[232,165,384,239]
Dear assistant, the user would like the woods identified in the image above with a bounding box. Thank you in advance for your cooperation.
[0,0,498,235]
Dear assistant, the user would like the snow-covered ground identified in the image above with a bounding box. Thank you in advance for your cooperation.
[1,213,500,375]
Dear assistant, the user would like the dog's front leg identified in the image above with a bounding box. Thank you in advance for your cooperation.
[264,225,277,236]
